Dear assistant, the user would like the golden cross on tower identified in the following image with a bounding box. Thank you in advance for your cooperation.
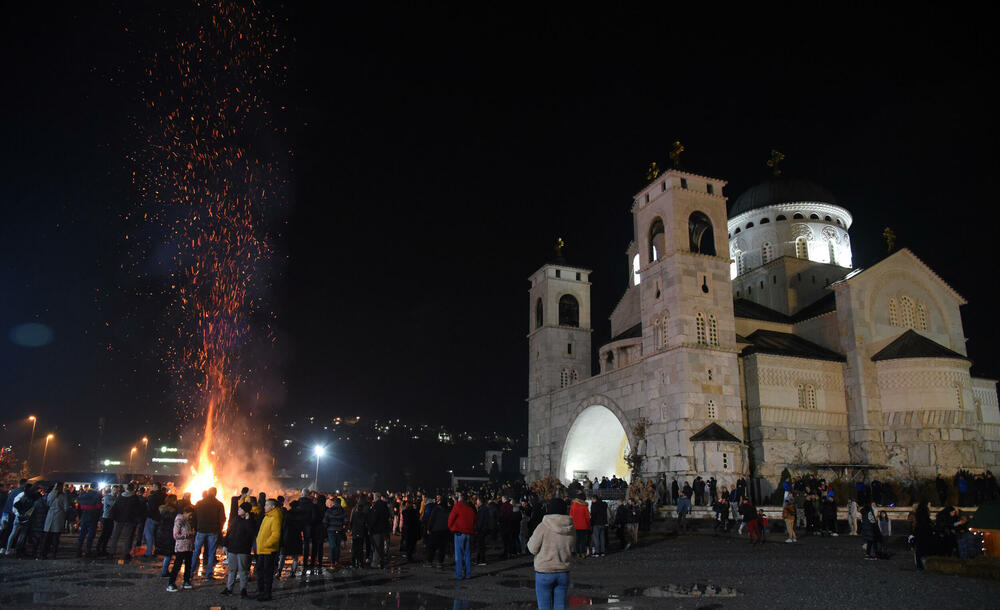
[646,162,660,181]
[767,149,786,176]
[668,141,684,168]
[554,237,565,258]
[883,227,896,252]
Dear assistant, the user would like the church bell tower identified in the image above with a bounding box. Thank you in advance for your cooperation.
[527,248,592,398]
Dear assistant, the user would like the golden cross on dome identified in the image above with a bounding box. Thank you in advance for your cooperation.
[767,149,786,176]
[646,162,660,181]
[669,141,684,168]
[554,237,565,257]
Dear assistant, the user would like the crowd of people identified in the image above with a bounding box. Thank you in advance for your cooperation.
[0,477,644,607]
[0,469,994,605]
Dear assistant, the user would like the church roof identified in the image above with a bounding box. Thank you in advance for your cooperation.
[741,329,846,362]
[729,176,839,217]
[732,292,837,324]
[690,422,742,443]
[870,329,968,362]
[830,248,967,305]
[610,322,642,342]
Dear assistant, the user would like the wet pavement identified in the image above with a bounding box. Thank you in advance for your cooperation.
[2,528,1000,608]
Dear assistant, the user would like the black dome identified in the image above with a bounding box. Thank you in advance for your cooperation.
[729,177,838,217]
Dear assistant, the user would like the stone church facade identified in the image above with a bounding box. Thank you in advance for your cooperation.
[527,168,1000,497]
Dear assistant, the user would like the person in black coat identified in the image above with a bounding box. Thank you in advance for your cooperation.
[323,497,347,567]
[589,496,608,556]
[306,494,327,574]
[279,499,305,578]
[367,494,392,568]
[350,500,370,568]
[400,501,421,563]
[474,496,491,565]
[222,503,255,597]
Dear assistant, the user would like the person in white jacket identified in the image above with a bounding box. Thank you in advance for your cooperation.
[528,498,575,610]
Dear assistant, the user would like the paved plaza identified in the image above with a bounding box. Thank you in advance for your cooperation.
[2,525,999,608]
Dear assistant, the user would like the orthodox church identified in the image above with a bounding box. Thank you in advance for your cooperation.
[526,165,999,498]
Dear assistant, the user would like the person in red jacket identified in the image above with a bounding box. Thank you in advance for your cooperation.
[569,494,591,558]
[448,492,476,580]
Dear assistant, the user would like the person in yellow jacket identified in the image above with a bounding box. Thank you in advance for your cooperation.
[254,499,283,601]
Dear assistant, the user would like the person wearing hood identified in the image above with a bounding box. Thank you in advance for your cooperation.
[569,494,590,558]
[323,494,347,568]
[528,498,574,610]
[39,483,69,559]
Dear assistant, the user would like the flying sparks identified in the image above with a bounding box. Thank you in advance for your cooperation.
[127,1,287,500]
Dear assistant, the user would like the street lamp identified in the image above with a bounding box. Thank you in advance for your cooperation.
[129,446,138,476]
[40,433,54,476]
[27,416,37,474]
[314,445,326,490]
[141,436,148,463]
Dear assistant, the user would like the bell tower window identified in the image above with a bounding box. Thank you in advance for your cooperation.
[708,315,719,346]
[649,218,665,263]
[535,297,543,329]
[558,294,580,327]
[688,211,716,256]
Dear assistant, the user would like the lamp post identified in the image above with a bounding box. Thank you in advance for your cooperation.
[314,445,326,490]
[129,446,138,476]
[27,416,37,474]
[40,433,54,476]
[141,436,148,463]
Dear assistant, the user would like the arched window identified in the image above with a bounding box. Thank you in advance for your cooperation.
[688,211,716,256]
[707,400,717,420]
[776,215,787,221]
[759,217,770,224]
[900,295,914,329]
[745,222,754,229]
[762,242,774,264]
[632,253,641,286]
[809,213,819,220]
[649,218,665,263]
[824,215,832,221]
[888,297,899,327]
[793,213,804,219]
[797,384,806,409]
[708,314,719,346]
[535,297,543,329]
[558,294,580,327]
[695,312,707,345]
[795,237,808,259]
[917,303,928,330]
[806,385,817,409]
[734,227,741,234]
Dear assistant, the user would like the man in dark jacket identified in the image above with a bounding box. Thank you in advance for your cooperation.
[307,494,327,574]
[76,483,103,557]
[3,480,31,555]
[142,482,166,557]
[474,496,491,565]
[192,487,226,579]
[323,496,346,567]
[426,496,450,568]
[222,502,254,597]
[368,493,392,569]
[109,483,143,560]
[400,500,421,562]
[350,499,369,568]
[590,495,608,557]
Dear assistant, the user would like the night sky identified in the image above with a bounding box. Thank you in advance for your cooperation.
[2,5,997,461]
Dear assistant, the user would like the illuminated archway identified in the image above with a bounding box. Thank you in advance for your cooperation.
[561,404,630,482]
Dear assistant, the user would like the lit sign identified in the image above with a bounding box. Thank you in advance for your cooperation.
[102,460,122,466]
[158,447,179,453]
[152,457,188,464]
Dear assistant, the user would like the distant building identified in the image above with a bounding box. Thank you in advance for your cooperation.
[527,169,999,498]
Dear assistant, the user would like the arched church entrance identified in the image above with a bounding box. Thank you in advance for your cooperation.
[560,404,630,482]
